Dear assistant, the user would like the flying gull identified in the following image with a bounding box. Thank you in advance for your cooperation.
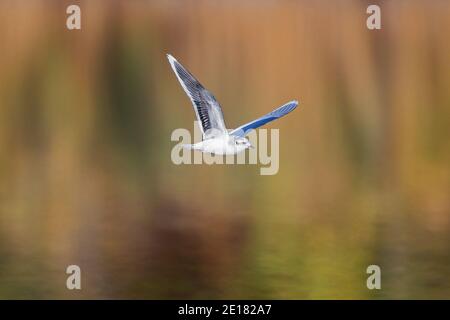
[167,54,298,155]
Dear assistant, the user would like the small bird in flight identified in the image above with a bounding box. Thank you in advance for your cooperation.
[167,54,298,155]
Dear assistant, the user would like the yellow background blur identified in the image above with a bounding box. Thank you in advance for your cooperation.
[0,1,449,299]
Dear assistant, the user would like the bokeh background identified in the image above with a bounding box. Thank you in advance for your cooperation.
[0,0,449,299]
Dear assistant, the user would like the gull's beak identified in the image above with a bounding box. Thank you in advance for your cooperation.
[248,142,254,149]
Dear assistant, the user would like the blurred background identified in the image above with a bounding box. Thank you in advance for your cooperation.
[0,0,449,299]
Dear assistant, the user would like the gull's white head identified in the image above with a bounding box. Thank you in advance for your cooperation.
[234,136,253,149]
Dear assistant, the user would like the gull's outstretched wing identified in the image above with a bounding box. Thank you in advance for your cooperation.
[167,54,227,138]
[229,100,298,138]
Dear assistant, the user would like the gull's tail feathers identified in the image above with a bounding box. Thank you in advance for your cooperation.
[181,144,194,150]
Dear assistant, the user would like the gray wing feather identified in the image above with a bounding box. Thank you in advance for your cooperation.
[167,54,227,138]
[230,100,298,137]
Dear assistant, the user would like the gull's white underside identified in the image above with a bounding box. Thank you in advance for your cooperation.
[188,135,249,155]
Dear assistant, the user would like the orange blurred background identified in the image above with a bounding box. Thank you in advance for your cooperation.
[0,0,449,298]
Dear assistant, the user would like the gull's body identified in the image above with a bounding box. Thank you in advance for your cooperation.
[188,135,248,156]
[167,54,298,155]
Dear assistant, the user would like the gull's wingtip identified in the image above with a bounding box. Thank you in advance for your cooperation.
[166,53,176,64]
[284,100,299,110]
